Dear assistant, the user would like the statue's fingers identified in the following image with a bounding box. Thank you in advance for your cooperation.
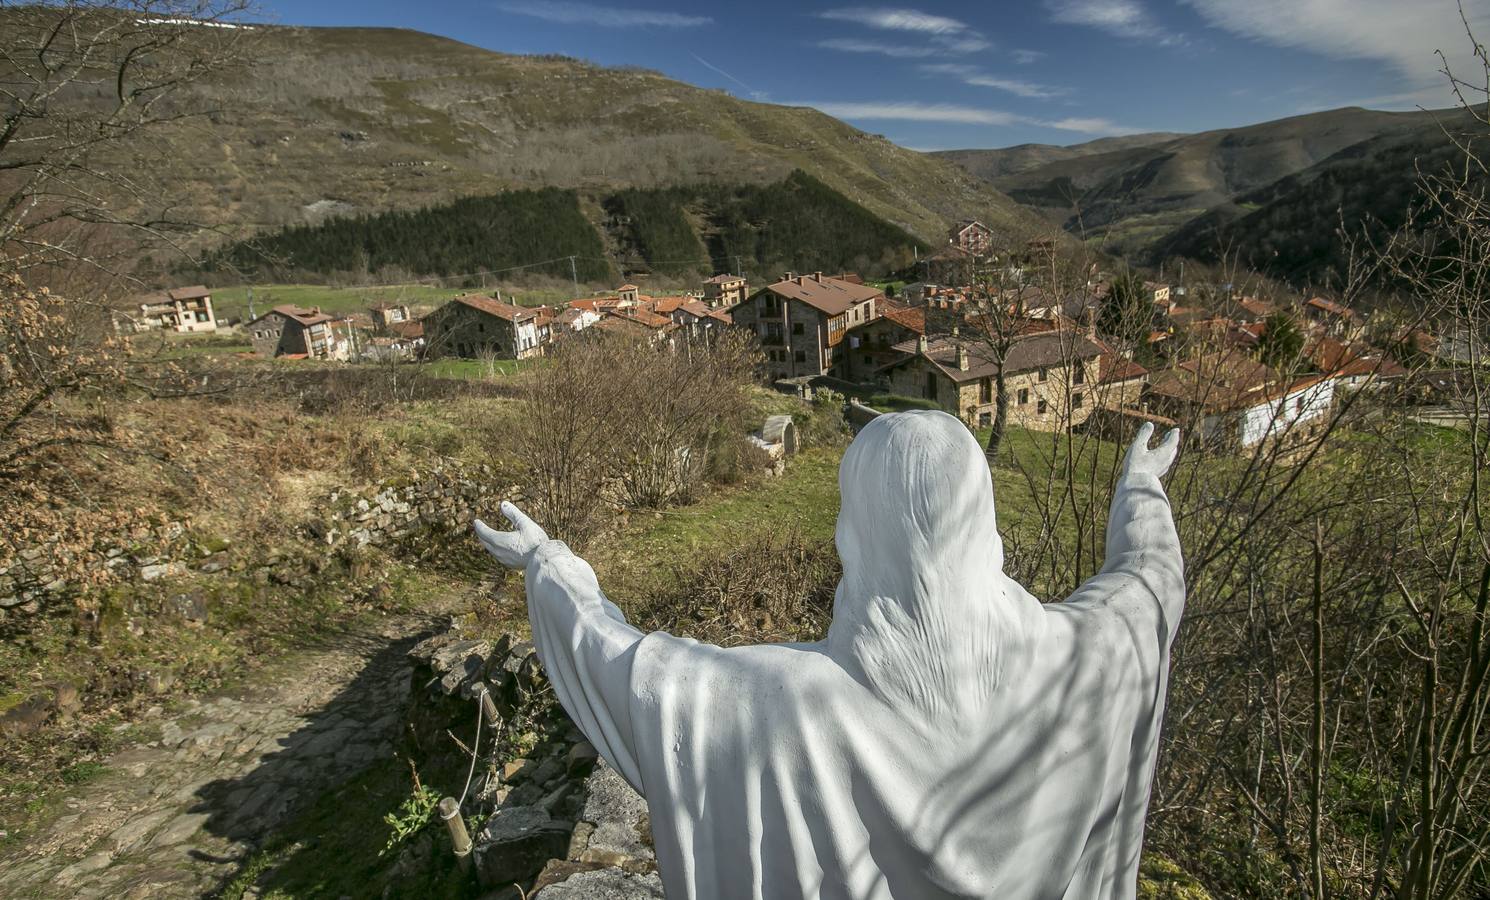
[1125,421,1155,467]
[473,518,523,565]
[500,501,544,540]
[1160,427,1181,455]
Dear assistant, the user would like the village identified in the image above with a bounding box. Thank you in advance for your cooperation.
[123,217,1444,459]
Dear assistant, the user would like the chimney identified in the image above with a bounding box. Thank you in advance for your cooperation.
[813,271,823,282]
[782,272,795,283]
[957,344,969,371]
[917,334,929,356]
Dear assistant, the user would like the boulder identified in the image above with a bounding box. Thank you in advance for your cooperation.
[472,806,571,889]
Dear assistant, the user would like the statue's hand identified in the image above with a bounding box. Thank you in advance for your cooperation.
[1123,422,1181,478]
[473,502,549,569]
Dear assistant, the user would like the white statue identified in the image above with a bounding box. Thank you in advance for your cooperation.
[475,411,1185,900]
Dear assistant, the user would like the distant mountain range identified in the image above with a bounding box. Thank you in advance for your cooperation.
[936,106,1480,284]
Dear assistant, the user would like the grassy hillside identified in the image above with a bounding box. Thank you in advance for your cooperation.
[206,171,925,285]
[69,22,1050,264]
[941,106,1461,257]
[1154,124,1478,286]
[932,132,1183,181]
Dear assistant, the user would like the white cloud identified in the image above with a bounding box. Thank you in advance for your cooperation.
[792,101,1022,125]
[1039,116,1142,134]
[817,37,932,58]
[1044,0,1183,44]
[790,100,1144,135]
[819,7,970,35]
[817,6,990,54]
[492,1,711,27]
[1183,0,1490,97]
[920,63,1070,99]
[1010,48,1046,64]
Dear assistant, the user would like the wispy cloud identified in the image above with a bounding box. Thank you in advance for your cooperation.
[1010,48,1046,64]
[1044,0,1184,44]
[919,63,1070,99]
[1182,0,1490,100]
[817,37,932,58]
[789,99,1143,134]
[817,6,991,54]
[819,7,969,35]
[1041,116,1142,134]
[492,1,711,27]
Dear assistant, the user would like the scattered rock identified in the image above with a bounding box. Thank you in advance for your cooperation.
[531,867,666,898]
[472,806,571,889]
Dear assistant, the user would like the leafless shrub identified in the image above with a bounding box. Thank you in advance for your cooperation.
[635,529,840,646]
[511,330,762,548]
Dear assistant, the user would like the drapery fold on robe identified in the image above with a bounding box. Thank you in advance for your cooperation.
[522,411,1184,900]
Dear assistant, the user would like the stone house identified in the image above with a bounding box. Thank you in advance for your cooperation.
[879,330,1108,430]
[1145,350,1336,451]
[245,304,349,359]
[843,305,926,382]
[671,299,733,342]
[701,274,747,309]
[368,302,411,330]
[923,244,977,286]
[731,273,883,380]
[133,285,217,333]
[424,294,544,360]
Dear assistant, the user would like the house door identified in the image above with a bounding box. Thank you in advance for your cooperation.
[925,371,937,401]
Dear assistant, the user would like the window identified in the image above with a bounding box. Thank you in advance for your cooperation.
[1073,364,1085,385]
[978,412,992,427]
[980,378,992,404]
[1038,366,1048,382]
[478,322,485,333]
[925,371,937,399]
[1037,399,1048,414]
[1073,393,1084,409]
[794,350,806,363]
[792,322,804,336]
[1018,388,1029,405]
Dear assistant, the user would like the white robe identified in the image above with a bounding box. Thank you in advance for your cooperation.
[523,411,1185,899]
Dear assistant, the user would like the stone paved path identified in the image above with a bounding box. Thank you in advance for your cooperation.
[0,614,440,899]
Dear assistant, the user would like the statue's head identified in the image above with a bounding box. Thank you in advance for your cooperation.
[829,411,1013,714]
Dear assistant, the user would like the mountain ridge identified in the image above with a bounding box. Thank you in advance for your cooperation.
[91,22,1051,261]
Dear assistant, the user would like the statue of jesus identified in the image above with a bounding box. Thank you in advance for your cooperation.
[475,410,1185,900]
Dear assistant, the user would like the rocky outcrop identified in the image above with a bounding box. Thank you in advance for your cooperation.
[406,627,659,897]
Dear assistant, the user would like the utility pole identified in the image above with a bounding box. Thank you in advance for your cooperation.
[568,255,579,295]
[246,286,256,322]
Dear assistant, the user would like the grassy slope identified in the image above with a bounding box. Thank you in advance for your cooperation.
[933,132,1184,181]
[940,106,1458,256]
[108,24,1049,259]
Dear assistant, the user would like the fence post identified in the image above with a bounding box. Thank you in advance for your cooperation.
[439,796,473,872]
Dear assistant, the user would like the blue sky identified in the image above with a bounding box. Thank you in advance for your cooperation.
[265,0,1490,150]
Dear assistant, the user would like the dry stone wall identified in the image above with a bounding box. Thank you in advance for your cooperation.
[0,461,517,618]
[406,628,662,898]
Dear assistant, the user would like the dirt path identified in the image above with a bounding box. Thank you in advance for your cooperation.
[0,613,443,899]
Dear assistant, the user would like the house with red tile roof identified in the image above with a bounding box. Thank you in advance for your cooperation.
[878,330,1108,431]
[731,272,884,380]
[424,294,545,359]
[245,304,348,360]
[1145,349,1335,450]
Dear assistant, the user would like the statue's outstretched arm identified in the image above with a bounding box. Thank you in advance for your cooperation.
[1064,424,1186,642]
[474,503,648,792]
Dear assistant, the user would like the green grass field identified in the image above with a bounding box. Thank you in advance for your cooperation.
[210,283,569,322]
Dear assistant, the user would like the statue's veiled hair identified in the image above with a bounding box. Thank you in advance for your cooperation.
[827,411,1034,725]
